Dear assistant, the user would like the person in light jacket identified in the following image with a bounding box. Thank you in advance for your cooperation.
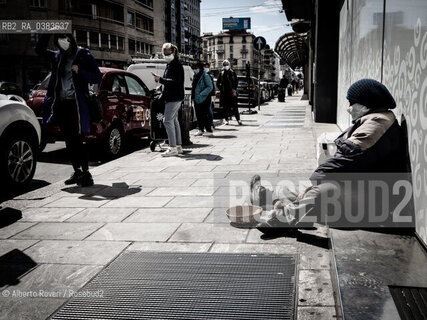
[192,62,214,137]
[153,43,184,157]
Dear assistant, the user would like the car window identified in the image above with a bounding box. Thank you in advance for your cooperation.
[125,76,146,96]
[112,75,127,94]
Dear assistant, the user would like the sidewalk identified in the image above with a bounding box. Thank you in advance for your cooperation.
[0,94,340,320]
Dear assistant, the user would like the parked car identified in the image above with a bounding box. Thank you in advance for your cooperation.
[0,96,41,189]
[127,60,194,94]
[26,67,153,157]
[237,76,258,108]
[0,82,26,100]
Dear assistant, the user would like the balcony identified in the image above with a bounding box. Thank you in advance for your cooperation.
[240,48,248,54]
[217,45,224,53]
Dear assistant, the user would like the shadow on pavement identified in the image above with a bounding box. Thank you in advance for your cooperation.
[0,180,50,203]
[0,207,22,228]
[62,182,142,200]
[179,154,223,161]
[260,228,329,250]
[0,249,37,287]
[207,135,237,139]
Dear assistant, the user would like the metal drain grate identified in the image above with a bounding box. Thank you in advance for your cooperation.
[50,252,296,320]
[389,286,427,320]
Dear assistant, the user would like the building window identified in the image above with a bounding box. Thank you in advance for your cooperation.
[135,0,153,9]
[242,36,246,43]
[90,32,99,48]
[31,0,46,7]
[230,53,233,59]
[76,30,87,47]
[101,33,108,49]
[242,61,246,69]
[217,37,223,44]
[127,12,135,26]
[129,39,136,55]
[118,36,124,51]
[229,45,233,52]
[242,53,247,59]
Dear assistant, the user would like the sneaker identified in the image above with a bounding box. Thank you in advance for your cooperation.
[162,147,178,157]
[65,169,82,185]
[238,120,243,125]
[225,120,229,125]
[78,171,94,187]
[256,209,297,235]
[194,130,204,136]
[176,145,183,154]
[159,142,169,149]
[203,132,213,137]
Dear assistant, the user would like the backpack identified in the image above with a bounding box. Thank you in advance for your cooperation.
[201,73,215,97]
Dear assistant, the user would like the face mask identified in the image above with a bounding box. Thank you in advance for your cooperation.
[204,68,209,73]
[58,38,70,51]
[164,54,174,63]
[193,69,199,75]
[347,103,370,121]
[223,65,230,70]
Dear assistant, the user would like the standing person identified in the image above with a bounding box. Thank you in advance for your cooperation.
[204,62,216,130]
[152,43,184,157]
[217,60,242,125]
[35,33,102,187]
[192,62,214,137]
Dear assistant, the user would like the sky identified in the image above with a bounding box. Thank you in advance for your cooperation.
[200,0,293,49]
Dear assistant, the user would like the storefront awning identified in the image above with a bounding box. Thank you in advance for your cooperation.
[274,32,308,69]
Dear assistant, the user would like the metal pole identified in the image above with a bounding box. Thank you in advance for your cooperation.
[257,51,261,111]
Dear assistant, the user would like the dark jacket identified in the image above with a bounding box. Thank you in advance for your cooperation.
[311,110,407,183]
[159,56,184,102]
[35,34,102,134]
[217,69,237,95]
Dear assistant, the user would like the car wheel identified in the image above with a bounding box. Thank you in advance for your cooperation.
[0,132,37,189]
[39,139,47,153]
[105,124,124,158]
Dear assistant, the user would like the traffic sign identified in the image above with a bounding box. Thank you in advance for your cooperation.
[253,36,266,51]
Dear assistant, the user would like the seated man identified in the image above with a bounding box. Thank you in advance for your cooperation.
[253,79,408,233]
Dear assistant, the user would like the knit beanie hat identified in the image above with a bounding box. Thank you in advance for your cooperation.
[346,79,396,110]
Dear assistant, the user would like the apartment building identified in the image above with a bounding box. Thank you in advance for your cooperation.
[0,0,164,92]
[202,30,278,80]
[164,0,201,62]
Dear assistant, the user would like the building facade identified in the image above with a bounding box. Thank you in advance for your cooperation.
[164,0,201,63]
[201,30,262,79]
[0,0,164,93]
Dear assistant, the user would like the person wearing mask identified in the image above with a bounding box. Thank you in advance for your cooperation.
[152,43,185,157]
[35,33,102,187]
[217,60,242,125]
[191,62,214,137]
[204,62,216,130]
[252,79,407,233]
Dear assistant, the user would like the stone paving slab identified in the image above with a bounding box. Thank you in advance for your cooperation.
[12,223,104,241]
[20,208,84,222]
[86,222,180,242]
[66,208,137,223]
[124,208,211,223]
[23,240,130,264]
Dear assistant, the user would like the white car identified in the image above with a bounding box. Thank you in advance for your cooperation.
[0,96,41,189]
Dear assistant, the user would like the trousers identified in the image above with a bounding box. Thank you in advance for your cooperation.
[163,100,183,147]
